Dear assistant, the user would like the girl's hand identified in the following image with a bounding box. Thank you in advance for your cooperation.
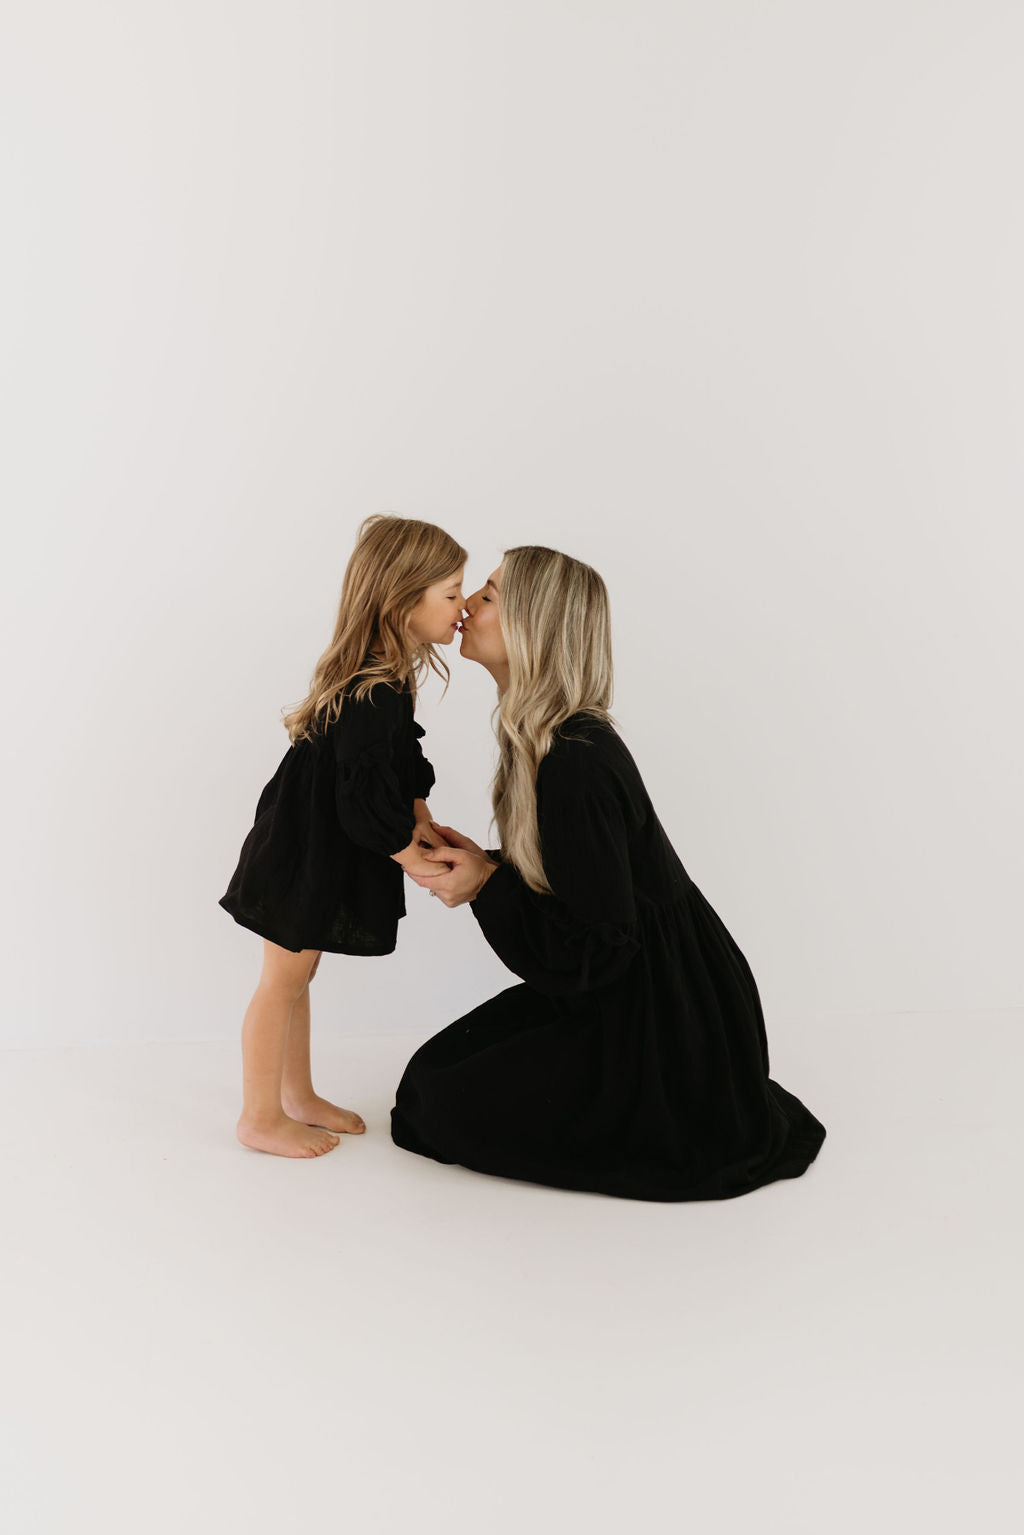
[411,846,498,908]
[428,822,486,857]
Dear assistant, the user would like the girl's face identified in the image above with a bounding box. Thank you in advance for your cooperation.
[457,565,507,668]
[408,567,467,647]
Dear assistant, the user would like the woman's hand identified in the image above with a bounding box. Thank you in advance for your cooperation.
[413,799,444,850]
[427,822,486,857]
[412,846,498,908]
[392,830,453,880]
[414,819,444,850]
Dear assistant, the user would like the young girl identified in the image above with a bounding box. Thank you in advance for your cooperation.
[220,514,467,1158]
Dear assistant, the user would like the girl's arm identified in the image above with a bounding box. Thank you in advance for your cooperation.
[333,688,443,875]
[410,721,436,802]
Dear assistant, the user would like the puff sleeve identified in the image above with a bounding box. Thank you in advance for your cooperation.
[469,747,640,995]
[333,686,417,857]
[410,721,436,801]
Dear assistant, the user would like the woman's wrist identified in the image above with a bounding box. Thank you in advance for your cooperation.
[472,856,499,899]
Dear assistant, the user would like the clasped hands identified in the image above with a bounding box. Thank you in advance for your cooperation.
[405,802,498,908]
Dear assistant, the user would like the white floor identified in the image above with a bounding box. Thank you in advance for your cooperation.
[1,1011,1019,1535]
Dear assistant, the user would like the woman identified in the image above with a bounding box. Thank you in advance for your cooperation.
[392,547,826,1201]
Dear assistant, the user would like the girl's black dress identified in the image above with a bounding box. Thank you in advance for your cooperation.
[219,670,435,955]
[391,714,826,1201]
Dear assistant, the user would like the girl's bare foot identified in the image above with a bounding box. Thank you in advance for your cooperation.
[281,1094,366,1135]
[236,1112,341,1157]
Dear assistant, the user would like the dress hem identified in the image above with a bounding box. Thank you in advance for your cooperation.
[391,1105,826,1204]
[219,898,400,957]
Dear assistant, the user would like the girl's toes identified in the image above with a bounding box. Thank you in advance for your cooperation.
[281,1096,364,1134]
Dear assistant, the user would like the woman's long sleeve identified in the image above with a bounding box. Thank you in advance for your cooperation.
[469,751,640,996]
[410,721,436,801]
[333,689,417,857]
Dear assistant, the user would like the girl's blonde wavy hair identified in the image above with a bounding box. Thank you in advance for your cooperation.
[491,545,616,893]
[283,514,468,744]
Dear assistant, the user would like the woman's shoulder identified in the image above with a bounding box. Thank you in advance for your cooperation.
[541,712,646,811]
[534,721,645,847]
[549,710,617,750]
[540,713,621,779]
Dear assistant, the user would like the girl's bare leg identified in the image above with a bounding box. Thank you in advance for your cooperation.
[280,955,366,1134]
[236,942,340,1158]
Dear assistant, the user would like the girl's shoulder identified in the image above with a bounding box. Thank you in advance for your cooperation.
[314,672,412,751]
[341,674,410,718]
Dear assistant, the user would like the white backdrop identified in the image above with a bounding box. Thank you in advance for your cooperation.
[2,1,1021,1050]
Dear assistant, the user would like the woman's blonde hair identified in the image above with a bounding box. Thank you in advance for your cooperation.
[283,514,468,743]
[491,545,616,893]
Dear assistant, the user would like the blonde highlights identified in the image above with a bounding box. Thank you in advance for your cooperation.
[283,514,467,743]
[491,546,615,893]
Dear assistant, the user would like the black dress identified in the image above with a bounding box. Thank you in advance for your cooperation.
[391,714,826,1201]
[219,670,435,955]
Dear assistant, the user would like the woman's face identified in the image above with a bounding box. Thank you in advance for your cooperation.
[457,565,507,668]
[408,567,466,647]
